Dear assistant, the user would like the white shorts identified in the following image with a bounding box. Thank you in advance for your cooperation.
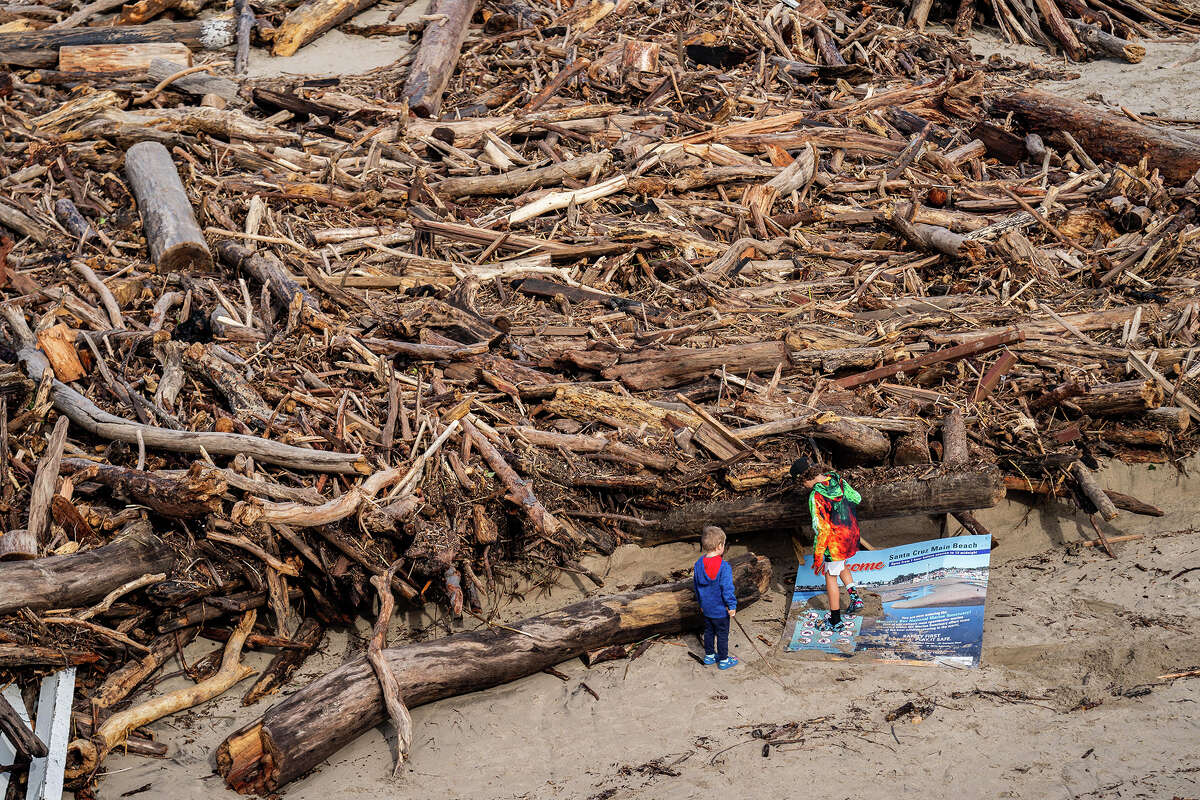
[825,560,845,576]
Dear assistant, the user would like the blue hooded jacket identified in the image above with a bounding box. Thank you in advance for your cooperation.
[693,557,737,619]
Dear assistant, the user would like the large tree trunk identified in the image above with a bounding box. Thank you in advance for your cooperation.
[995,89,1200,184]
[0,523,174,616]
[636,465,1004,545]
[400,0,477,117]
[216,554,772,794]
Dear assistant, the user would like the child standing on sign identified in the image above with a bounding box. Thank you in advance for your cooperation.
[693,526,738,670]
[791,458,865,633]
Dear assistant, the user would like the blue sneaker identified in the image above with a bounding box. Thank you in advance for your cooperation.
[817,617,848,634]
[703,653,716,666]
[847,588,865,614]
[718,656,738,670]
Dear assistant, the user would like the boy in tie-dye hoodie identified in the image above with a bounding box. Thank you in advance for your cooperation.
[791,458,864,633]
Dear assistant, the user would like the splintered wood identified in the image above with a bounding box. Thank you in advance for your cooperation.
[0,0,1198,793]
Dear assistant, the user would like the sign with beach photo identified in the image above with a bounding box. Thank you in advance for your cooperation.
[784,535,991,668]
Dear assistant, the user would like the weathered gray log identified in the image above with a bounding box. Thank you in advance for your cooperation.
[0,523,174,616]
[399,0,477,116]
[637,465,1005,545]
[1067,19,1145,62]
[124,141,213,272]
[216,554,772,794]
[435,152,611,198]
[147,58,242,102]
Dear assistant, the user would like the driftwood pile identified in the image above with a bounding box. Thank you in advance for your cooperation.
[1,0,1199,793]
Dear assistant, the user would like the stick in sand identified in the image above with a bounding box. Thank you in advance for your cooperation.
[731,615,787,688]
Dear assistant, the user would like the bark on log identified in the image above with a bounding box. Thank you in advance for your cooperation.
[0,523,174,616]
[241,619,325,706]
[603,341,791,390]
[995,89,1200,184]
[637,465,1005,544]
[1032,0,1085,60]
[1074,379,1162,416]
[1070,460,1120,521]
[1146,406,1189,434]
[61,459,225,517]
[272,0,381,57]
[400,0,477,117]
[0,694,47,760]
[436,152,612,199]
[216,242,329,330]
[58,42,191,73]
[1068,18,1145,62]
[0,16,233,66]
[893,426,930,465]
[509,426,673,471]
[125,141,212,272]
[216,554,772,794]
[941,408,969,464]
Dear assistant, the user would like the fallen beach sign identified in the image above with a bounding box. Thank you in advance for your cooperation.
[785,535,992,668]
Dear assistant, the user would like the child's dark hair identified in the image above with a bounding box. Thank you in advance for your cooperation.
[700,526,726,553]
[789,457,829,481]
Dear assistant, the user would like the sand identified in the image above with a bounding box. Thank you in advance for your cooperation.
[94,25,1200,800]
[99,486,1200,800]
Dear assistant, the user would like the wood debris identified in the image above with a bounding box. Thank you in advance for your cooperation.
[0,0,1198,793]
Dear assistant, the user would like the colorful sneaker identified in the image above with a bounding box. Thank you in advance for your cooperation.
[703,653,716,666]
[718,656,739,670]
[847,589,865,614]
[816,616,848,634]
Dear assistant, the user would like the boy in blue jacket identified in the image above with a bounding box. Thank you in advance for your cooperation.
[693,525,738,670]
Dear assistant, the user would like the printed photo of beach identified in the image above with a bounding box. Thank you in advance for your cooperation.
[785,535,992,667]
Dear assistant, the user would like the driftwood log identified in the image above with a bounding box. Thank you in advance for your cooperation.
[58,42,191,73]
[399,0,476,116]
[273,0,381,57]
[1074,379,1162,416]
[0,16,234,67]
[0,523,174,616]
[637,465,1005,545]
[217,554,772,794]
[1068,19,1145,63]
[61,459,226,517]
[996,89,1200,184]
[125,141,213,272]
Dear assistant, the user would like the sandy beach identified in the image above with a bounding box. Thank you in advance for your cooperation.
[98,518,1200,800]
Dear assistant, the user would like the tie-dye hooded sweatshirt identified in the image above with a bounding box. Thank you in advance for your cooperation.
[809,473,862,575]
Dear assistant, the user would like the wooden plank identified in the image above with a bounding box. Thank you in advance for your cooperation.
[26,668,75,800]
[971,349,1018,402]
[834,329,1025,389]
[58,42,191,73]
